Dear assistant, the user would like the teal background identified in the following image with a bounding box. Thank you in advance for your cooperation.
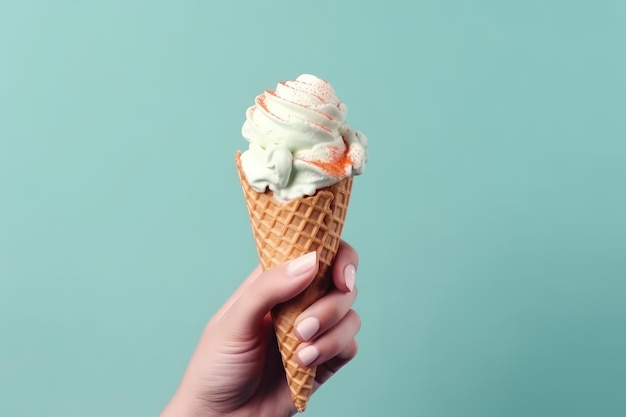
[1,1,625,416]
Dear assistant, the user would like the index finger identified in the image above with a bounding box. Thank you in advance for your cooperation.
[332,240,359,292]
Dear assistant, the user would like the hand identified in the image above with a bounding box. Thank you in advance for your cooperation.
[160,241,361,417]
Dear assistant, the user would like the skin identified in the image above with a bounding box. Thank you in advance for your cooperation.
[160,241,361,417]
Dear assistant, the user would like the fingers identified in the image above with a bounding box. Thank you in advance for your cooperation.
[332,240,359,292]
[218,239,358,333]
[293,286,358,342]
[290,240,361,391]
[294,308,361,368]
[314,339,359,386]
[223,252,319,334]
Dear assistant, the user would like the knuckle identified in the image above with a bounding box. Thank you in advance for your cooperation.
[348,309,362,333]
[344,339,359,360]
[340,240,358,263]
[351,285,359,298]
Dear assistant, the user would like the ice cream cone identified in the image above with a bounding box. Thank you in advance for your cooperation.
[235,151,353,412]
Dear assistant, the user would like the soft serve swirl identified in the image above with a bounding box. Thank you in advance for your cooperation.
[240,74,368,201]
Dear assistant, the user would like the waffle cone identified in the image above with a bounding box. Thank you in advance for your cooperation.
[235,152,353,412]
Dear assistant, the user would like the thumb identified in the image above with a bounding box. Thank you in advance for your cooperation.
[226,252,319,333]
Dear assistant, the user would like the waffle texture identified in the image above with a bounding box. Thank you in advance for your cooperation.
[235,152,353,412]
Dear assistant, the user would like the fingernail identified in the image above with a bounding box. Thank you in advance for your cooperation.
[287,252,317,277]
[296,317,320,341]
[344,264,356,292]
[298,345,319,367]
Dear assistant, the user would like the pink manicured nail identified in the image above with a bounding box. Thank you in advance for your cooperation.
[344,264,356,292]
[296,317,320,341]
[298,345,319,366]
[287,252,316,277]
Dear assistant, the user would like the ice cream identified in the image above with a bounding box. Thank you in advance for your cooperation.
[235,74,367,412]
[240,74,368,201]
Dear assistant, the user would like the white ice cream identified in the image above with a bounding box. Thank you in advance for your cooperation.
[240,74,368,201]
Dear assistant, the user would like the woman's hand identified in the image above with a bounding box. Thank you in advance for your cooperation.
[160,241,361,417]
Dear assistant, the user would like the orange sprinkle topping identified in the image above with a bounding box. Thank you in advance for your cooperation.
[301,146,354,178]
[256,92,287,122]
[257,93,269,112]
[267,89,334,121]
